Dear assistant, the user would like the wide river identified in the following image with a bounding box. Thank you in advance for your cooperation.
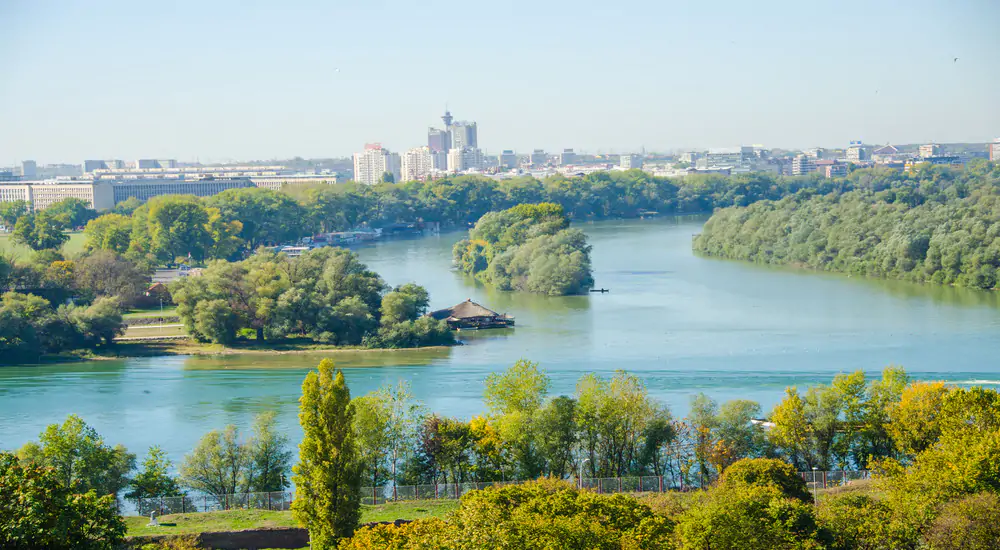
[2,217,999,465]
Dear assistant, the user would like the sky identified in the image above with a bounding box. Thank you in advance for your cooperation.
[1,0,998,165]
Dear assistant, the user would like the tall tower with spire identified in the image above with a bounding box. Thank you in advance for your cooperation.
[441,107,453,129]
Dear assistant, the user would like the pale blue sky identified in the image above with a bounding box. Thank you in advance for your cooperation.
[1,0,998,165]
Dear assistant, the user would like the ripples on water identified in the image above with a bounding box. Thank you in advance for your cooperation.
[1,217,998,464]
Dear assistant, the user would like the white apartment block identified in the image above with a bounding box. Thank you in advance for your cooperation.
[353,144,402,185]
[791,155,816,176]
[620,153,643,170]
[447,147,484,172]
[401,147,435,182]
[0,181,115,211]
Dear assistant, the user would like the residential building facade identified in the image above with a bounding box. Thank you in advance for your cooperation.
[450,122,478,150]
[447,147,483,172]
[791,155,816,176]
[620,153,643,170]
[402,147,435,182]
[353,143,402,185]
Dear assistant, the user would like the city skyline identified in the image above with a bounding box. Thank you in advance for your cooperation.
[2,0,999,165]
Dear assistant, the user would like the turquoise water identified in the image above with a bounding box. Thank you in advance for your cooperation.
[1,216,998,464]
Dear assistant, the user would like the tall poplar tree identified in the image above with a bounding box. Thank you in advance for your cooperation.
[292,359,362,548]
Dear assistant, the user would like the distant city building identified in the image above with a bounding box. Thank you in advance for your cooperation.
[679,151,702,164]
[450,121,478,150]
[558,149,577,166]
[447,147,483,172]
[353,143,401,185]
[83,160,107,174]
[0,170,16,182]
[249,174,337,191]
[991,139,1000,162]
[402,146,435,182]
[427,128,450,153]
[919,144,941,158]
[498,150,518,170]
[697,147,756,171]
[20,160,37,178]
[530,149,548,166]
[905,156,962,172]
[805,148,826,159]
[620,153,643,170]
[431,150,448,170]
[872,144,906,164]
[791,155,816,176]
[109,178,254,204]
[105,160,127,170]
[846,144,869,163]
[0,180,115,211]
[158,159,178,169]
[134,159,160,169]
[824,163,848,178]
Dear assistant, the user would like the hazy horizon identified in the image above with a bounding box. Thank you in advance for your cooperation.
[2,0,998,166]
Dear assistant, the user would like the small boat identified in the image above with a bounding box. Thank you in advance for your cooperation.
[589,288,610,293]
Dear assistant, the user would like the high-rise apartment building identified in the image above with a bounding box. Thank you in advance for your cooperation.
[447,147,483,172]
[427,128,450,152]
[450,122,478,150]
[353,143,402,185]
[991,139,1000,162]
[620,153,643,170]
[530,149,548,165]
[402,147,435,182]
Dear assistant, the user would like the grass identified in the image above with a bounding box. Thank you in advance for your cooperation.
[123,306,179,319]
[121,325,189,338]
[124,500,460,537]
[0,231,86,260]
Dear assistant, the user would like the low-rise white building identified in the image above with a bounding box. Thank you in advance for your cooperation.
[447,147,484,172]
[620,153,643,170]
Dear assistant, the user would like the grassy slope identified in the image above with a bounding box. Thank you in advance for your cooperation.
[125,500,460,537]
[0,231,86,260]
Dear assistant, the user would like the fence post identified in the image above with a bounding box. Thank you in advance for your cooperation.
[823,471,828,489]
[455,483,460,499]
[373,486,378,505]
[393,484,398,501]
[267,492,271,511]
[598,479,602,494]
[434,482,439,499]
[658,476,663,493]
[181,496,185,514]
[618,477,623,493]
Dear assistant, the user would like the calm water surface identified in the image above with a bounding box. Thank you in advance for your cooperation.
[2,217,999,464]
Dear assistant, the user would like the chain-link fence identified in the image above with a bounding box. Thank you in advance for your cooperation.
[134,470,868,515]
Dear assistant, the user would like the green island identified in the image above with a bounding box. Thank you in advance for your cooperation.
[694,161,1000,290]
[452,202,594,295]
[4,357,999,549]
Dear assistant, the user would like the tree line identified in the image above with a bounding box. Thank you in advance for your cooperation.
[171,247,453,348]
[6,358,997,549]
[694,160,1000,290]
[67,170,848,266]
[452,203,594,295]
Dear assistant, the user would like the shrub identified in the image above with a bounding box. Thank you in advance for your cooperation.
[673,484,830,550]
[922,492,1000,550]
[337,518,456,550]
[818,493,918,550]
[719,458,812,503]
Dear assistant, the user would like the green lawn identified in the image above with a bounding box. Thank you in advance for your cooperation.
[123,306,179,319]
[125,500,459,537]
[120,324,188,338]
[0,231,86,260]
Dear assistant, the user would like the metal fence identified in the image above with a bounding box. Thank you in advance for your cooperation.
[134,470,870,515]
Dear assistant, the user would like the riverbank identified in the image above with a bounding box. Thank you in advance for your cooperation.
[2,338,457,366]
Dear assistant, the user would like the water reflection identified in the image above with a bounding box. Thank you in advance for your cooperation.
[181,348,454,370]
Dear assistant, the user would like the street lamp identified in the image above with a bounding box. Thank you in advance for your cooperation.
[579,458,590,490]
[811,467,819,504]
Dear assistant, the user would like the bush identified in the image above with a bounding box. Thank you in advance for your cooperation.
[719,458,812,503]
[818,493,918,550]
[450,479,674,550]
[922,492,1000,550]
[673,484,830,550]
[337,518,456,550]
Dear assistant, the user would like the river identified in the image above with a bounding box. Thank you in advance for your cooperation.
[1,216,999,464]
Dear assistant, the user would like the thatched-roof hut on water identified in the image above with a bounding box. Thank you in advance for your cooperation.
[426,299,515,330]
